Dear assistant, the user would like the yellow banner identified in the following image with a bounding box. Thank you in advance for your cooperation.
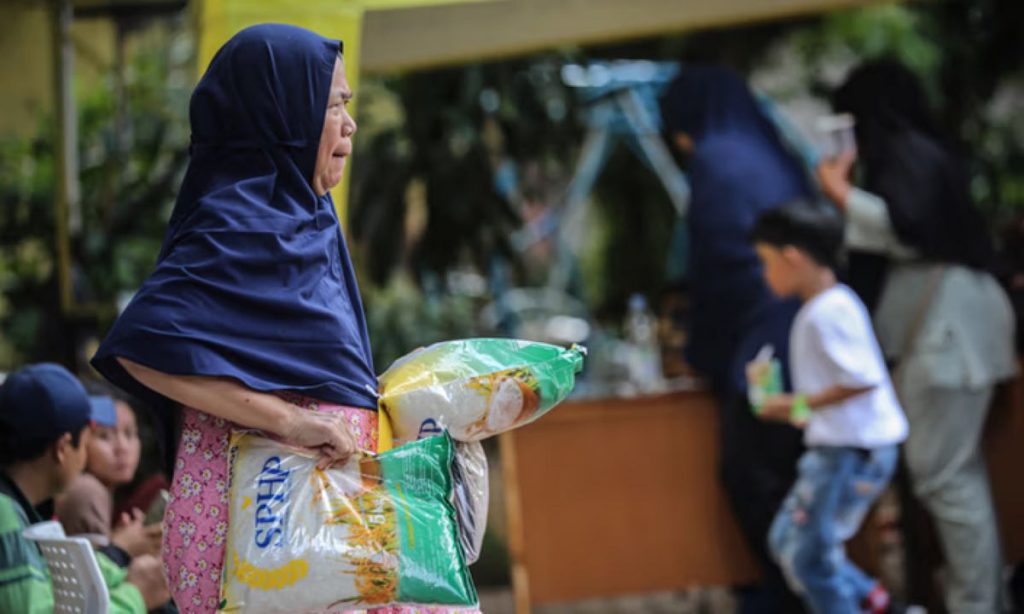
[361,0,496,8]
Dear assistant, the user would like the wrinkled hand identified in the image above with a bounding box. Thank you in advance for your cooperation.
[126,554,170,610]
[112,509,162,558]
[280,408,359,469]
[816,151,857,208]
[758,394,797,424]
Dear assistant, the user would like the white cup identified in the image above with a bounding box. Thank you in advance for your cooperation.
[815,113,857,160]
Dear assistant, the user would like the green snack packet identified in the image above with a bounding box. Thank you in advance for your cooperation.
[747,357,783,414]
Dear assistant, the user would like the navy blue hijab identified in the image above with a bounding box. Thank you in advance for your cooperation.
[660,66,812,395]
[92,24,378,411]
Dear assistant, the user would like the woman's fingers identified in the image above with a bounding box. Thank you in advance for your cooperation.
[816,156,854,208]
[144,524,163,555]
[286,409,359,470]
[320,415,350,453]
[127,508,145,526]
[837,149,857,171]
[314,416,357,469]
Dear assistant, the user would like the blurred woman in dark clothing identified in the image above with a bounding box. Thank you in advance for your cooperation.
[660,65,814,614]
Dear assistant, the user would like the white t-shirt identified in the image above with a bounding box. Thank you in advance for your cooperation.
[790,284,908,448]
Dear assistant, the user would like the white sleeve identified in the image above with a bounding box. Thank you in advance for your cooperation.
[844,187,918,261]
[807,301,886,390]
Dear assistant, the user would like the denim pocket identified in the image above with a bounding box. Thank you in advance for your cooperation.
[831,447,897,540]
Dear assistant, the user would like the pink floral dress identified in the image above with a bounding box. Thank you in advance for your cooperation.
[162,395,479,614]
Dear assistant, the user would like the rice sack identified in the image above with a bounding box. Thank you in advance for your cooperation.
[379,339,585,444]
[219,432,477,613]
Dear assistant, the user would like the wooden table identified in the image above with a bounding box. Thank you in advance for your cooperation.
[500,379,1024,613]
[499,389,758,612]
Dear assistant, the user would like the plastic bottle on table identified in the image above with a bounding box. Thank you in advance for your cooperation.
[624,294,665,393]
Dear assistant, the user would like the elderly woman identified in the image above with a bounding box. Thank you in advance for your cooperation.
[659,66,813,614]
[92,25,393,612]
[818,59,1016,614]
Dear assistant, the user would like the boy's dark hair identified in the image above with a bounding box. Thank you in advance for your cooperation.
[750,202,844,270]
[0,363,97,466]
[0,425,86,466]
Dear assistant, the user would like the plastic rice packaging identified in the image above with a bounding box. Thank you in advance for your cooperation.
[219,432,477,613]
[451,441,488,565]
[378,339,585,445]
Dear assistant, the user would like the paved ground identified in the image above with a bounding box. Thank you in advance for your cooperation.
[477,587,738,613]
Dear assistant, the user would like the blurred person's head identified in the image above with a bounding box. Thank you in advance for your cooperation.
[0,364,116,503]
[833,59,939,154]
[831,58,994,271]
[750,203,843,299]
[659,65,776,155]
[87,396,142,488]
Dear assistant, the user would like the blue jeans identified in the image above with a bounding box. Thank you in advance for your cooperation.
[768,445,898,614]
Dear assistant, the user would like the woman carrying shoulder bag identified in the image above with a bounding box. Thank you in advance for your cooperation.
[817,59,1016,614]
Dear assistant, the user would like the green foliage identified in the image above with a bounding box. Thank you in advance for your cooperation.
[350,58,583,287]
[352,1,1022,343]
[351,53,685,322]
[788,2,1024,219]
[2,3,1020,367]
[362,274,482,370]
[0,22,192,369]
[580,147,679,318]
[793,4,941,82]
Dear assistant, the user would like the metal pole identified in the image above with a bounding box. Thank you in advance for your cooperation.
[52,0,80,312]
[618,88,690,218]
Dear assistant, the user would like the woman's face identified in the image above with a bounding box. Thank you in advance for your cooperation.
[87,401,141,487]
[311,57,357,196]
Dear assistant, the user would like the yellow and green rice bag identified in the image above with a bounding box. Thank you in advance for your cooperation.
[378,339,585,445]
[219,433,476,612]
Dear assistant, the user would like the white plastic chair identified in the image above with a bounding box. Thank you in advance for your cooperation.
[23,520,109,614]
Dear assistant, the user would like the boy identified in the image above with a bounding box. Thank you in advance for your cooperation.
[0,363,168,613]
[750,204,908,614]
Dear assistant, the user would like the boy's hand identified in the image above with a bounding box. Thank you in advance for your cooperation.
[126,554,170,609]
[758,394,796,423]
